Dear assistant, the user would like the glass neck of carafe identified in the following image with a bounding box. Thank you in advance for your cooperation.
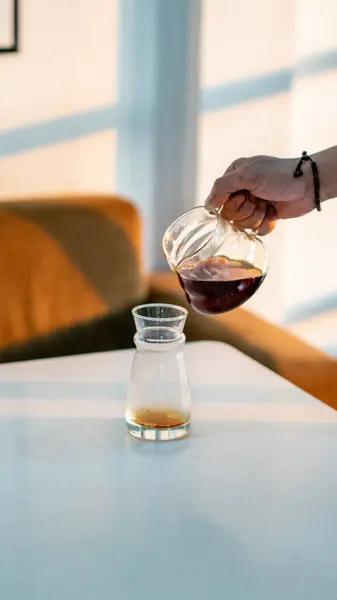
[134,327,186,352]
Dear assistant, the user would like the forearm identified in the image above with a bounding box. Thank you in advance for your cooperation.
[313,146,337,202]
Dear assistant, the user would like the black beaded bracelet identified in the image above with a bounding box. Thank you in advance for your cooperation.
[293,151,321,212]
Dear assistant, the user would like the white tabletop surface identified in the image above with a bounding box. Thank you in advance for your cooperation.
[1,341,337,600]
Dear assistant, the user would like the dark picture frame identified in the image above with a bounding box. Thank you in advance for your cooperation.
[0,0,19,54]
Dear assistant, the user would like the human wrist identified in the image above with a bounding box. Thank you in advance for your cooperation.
[312,147,337,203]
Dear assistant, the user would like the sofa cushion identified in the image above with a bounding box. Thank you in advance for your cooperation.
[0,196,147,351]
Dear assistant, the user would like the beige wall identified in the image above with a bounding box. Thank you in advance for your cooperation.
[0,0,118,199]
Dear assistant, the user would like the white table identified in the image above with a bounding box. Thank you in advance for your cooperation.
[1,341,337,600]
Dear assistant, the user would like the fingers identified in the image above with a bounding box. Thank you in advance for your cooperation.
[257,216,276,235]
[206,168,250,209]
[220,193,277,235]
[227,203,266,231]
[220,191,255,220]
[235,211,276,235]
[206,157,259,209]
[256,205,277,235]
[205,156,279,235]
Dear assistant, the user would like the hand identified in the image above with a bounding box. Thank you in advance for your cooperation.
[206,155,315,235]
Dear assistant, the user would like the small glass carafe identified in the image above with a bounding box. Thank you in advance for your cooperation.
[125,303,191,441]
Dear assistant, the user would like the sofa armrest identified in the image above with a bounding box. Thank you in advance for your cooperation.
[149,272,337,408]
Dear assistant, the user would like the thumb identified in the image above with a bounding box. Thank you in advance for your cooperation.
[206,166,254,209]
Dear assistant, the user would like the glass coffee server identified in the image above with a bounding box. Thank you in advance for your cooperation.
[162,206,269,315]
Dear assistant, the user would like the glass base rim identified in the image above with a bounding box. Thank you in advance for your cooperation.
[126,419,191,441]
